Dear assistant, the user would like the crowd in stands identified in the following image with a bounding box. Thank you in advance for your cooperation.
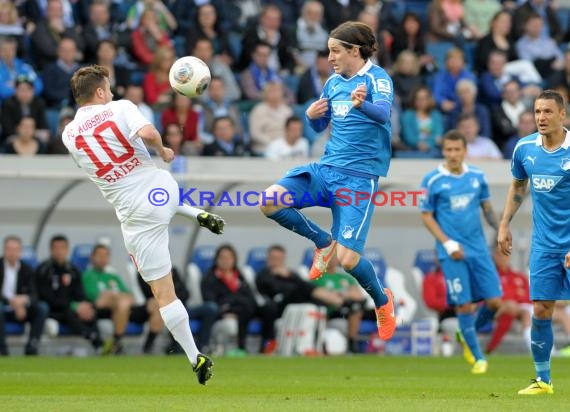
[3,0,570,159]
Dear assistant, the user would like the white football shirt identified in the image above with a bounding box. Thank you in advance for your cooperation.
[63,100,158,222]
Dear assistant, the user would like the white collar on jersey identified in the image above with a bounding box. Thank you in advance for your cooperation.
[437,163,468,176]
[356,60,373,76]
[535,128,570,149]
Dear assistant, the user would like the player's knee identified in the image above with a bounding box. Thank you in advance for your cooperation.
[258,190,279,215]
[338,251,359,271]
[534,301,555,319]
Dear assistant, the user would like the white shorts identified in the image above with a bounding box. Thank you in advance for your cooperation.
[121,170,179,282]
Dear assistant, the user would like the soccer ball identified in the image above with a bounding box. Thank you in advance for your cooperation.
[169,56,211,98]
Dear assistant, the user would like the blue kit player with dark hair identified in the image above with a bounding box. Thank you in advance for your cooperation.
[499,90,570,395]
[420,130,502,375]
[259,21,396,341]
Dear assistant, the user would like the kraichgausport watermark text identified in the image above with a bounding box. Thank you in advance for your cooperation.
[147,188,423,207]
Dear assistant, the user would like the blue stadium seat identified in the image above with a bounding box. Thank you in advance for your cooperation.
[413,249,437,276]
[245,247,268,275]
[301,247,313,268]
[190,319,202,334]
[125,322,144,336]
[364,248,386,284]
[21,245,38,269]
[5,322,25,335]
[426,41,454,72]
[190,245,217,276]
[358,320,377,335]
[247,319,262,335]
[71,244,94,272]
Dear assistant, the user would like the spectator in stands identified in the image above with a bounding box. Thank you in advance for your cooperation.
[82,0,122,64]
[474,10,517,74]
[1,77,49,144]
[240,41,282,102]
[201,244,278,355]
[463,0,501,40]
[82,245,134,355]
[447,79,492,138]
[47,107,75,155]
[391,12,434,74]
[164,123,199,156]
[127,0,177,33]
[478,50,516,108]
[131,7,172,67]
[485,244,532,354]
[315,254,366,353]
[319,0,362,31]
[123,83,154,125]
[136,266,218,355]
[94,40,131,100]
[294,0,328,69]
[427,0,473,46]
[256,245,347,317]
[0,1,25,45]
[161,92,200,148]
[400,86,444,155]
[356,8,392,69]
[457,113,502,160]
[186,4,234,66]
[552,84,570,128]
[36,235,103,351]
[41,37,79,110]
[391,51,424,109]
[0,37,42,103]
[265,115,310,160]
[201,76,243,141]
[0,235,49,356]
[432,48,476,114]
[515,13,564,79]
[297,49,331,105]
[143,46,175,110]
[2,116,45,155]
[512,0,562,42]
[191,37,241,103]
[237,4,297,73]
[249,81,293,156]
[545,49,570,91]
[502,110,536,159]
[202,116,247,157]
[491,80,529,149]
[30,0,84,70]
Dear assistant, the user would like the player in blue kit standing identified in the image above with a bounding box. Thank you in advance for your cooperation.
[499,90,570,395]
[258,21,396,341]
[420,131,502,374]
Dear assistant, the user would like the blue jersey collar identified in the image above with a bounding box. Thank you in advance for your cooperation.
[356,60,373,76]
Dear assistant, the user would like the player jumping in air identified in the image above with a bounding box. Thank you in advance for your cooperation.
[420,131,502,375]
[259,21,396,342]
[499,90,570,395]
[63,65,223,385]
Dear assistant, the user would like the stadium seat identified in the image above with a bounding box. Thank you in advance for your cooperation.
[297,247,314,279]
[413,249,437,276]
[21,245,38,269]
[426,41,454,72]
[245,247,268,275]
[185,263,205,306]
[71,243,94,272]
[189,245,217,276]
[124,322,144,336]
[5,322,25,335]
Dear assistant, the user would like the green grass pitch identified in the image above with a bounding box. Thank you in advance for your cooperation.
[1,355,569,411]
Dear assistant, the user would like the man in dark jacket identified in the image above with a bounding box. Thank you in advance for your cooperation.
[36,235,102,350]
[0,235,48,355]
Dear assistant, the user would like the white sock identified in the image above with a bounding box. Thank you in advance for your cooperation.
[159,299,199,365]
[523,326,531,352]
[176,204,202,220]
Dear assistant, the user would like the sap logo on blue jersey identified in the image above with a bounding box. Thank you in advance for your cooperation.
[331,101,352,118]
[532,175,562,192]
[449,193,475,210]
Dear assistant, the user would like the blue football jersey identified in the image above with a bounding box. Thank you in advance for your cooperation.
[511,132,570,252]
[318,60,393,177]
[420,164,491,260]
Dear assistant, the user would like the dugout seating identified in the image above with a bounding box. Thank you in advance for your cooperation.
[21,245,39,269]
[70,243,95,273]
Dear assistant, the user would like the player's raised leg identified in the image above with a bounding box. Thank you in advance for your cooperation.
[259,183,335,280]
[336,245,395,340]
[149,273,213,385]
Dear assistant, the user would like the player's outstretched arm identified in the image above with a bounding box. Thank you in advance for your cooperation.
[421,211,464,260]
[137,124,174,163]
[480,200,499,231]
[498,178,528,256]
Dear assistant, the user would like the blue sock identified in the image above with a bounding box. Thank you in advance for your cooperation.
[531,317,553,383]
[457,313,484,361]
[347,257,387,307]
[474,305,496,331]
[267,209,331,248]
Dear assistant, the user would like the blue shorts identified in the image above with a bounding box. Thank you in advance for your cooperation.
[275,163,378,254]
[529,250,570,300]
[440,255,502,306]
